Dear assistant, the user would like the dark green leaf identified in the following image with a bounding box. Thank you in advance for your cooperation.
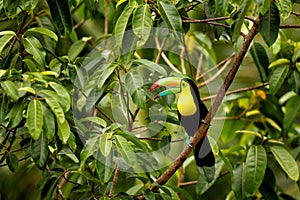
[46,0,72,35]
[5,152,18,172]
[31,132,49,169]
[132,4,152,47]
[23,36,46,66]
[3,0,19,18]
[42,103,56,140]
[41,176,59,199]
[245,145,267,195]
[21,0,39,11]
[250,42,269,82]
[143,189,155,200]
[269,65,289,95]
[283,96,300,133]
[7,100,26,128]
[95,151,114,183]
[49,82,71,112]
[0,94,8,125]
[259,3,280,46]
[232,163,246,199]
[288,69,300,94]
[26,99,43,140]
[44,95,65,124]
[68,37,91,61]
[270,145,299,181]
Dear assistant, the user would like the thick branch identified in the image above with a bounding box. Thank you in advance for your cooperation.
[152,17,260,188]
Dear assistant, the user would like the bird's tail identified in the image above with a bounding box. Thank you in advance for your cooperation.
[194,136,215,167]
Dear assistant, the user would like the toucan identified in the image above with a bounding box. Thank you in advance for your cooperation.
[150,77,215,167]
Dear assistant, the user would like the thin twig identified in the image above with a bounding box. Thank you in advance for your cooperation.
[198,54,234,88]
[195,47,204,81]
[201,82,268,102]
[109,167,120,198]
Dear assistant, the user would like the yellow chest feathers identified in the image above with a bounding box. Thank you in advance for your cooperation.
[177,91,197,116]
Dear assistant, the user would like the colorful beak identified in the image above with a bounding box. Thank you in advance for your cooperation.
[150,77,182,99]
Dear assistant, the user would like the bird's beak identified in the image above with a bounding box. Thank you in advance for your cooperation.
[150,77,182,99]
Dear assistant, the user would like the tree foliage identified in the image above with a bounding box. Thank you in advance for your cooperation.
[0,0,300,199]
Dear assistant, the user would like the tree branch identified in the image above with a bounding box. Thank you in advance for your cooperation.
[150,16,260,190]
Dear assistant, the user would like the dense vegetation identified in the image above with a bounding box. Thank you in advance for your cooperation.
[0,0,300,199]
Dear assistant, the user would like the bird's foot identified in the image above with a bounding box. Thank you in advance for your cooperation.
[201,119,211,126]
[186,138,193,148]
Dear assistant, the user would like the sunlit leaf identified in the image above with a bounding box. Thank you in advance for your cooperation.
[23,36,46,66]
[255,0,271,15]
[115,135,137,167]
[275,0,292,19]
[0,34,15,55]
[57,118,70,144]
[68,37,92,61]
[31,132,49,169]
[1,80,19,101]
[49,82,71,112]
[99,132,112,157]
[132,59,167,76]
[114,5,135,47]
[269,65,289,95]
[25,27,58,41]
[26,99,44,140]
[132,4,152,47]
[245,145,267,195]
[80,116,107,128]
[270,145,299,181]
[158,0,182,35]
[44,95,65,124]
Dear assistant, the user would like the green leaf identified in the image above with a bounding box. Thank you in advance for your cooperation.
[1,80,19,101]
[288,69,300,94]
[0,34,15,55]
[26,99,44,140]
[31,132,49,169]
[114,5,135,47]
[125,70,144,96]
[259,3,280,46]
[21,0,39,11]
[68,37,91,61]
[44,96,65,124]
[231,0,251,42]
[283,96,300,133]
[115,135,137,167]
[132,59,167,76]
[143,189,155,200]
[275,0,292,19]
[269,65,289,95]
[42,103,56,140]
[250,42,269,82]
[0,94,8,125]
[80,117,107,128]
[158,0,182,34]
[95,151,114,183]
[232,163,246,199]
[99,132,112,157]
[132,4,152,47]
[5,152,18,172]
[25,27,58,41]
[57,119,70,144]
[245,145,267,195]
[7,100,27,128]
[193,32,217,64]
[270,145,299,181]
[132,89,146,109]
[49,82,71,112]
[292,48,300,63]
[96,63,117,90]
[46,0,72,35]
[255,0,271,15]
[269,58,290,69]
[23,36,46,66]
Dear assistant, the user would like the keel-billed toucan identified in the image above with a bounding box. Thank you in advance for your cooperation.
[150,77,215,167]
